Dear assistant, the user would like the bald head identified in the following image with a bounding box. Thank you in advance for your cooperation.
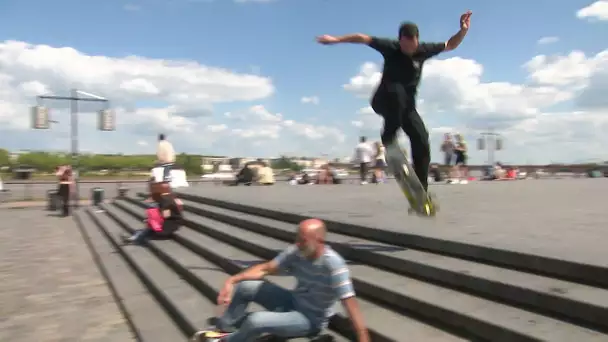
[299,218,326,239]
[296,218,326,259]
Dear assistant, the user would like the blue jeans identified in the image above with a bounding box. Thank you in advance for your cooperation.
[219,280,318,342]
[130,228,153,244]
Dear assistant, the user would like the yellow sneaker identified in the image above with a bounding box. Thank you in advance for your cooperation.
[191,330,231,342]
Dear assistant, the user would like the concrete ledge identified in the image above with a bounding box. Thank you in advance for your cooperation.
[73,212,143,341]
[130,197,608,331]
[103,204,346,342]
[173,192,608,290]
[86,209,196,337]
[119,199,536,341]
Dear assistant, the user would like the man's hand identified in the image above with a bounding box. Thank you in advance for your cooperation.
[446,11,472,51]
[316,35,340,45]
[341,297,370,342]
[460,10,472,30]
[217,280,234,307]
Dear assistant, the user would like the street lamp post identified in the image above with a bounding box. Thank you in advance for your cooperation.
[32,89,115,207]
[477,129,504,165]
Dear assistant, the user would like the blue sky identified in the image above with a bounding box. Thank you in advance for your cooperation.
[1,0,607,163]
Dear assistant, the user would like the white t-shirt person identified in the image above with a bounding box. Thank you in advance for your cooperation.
[353,139,374,164]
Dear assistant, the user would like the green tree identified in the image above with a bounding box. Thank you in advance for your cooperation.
[270,156,303,171]
[176,153,202,175]
[0,148,10,167]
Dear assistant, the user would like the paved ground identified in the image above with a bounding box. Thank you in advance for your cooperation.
[0,208,135,342]
[179,178,608,267]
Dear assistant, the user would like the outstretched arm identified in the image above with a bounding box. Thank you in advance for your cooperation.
[316,33,371,45]
[445,10,472,51]
[445,28,468,51]
[317,34,397,56]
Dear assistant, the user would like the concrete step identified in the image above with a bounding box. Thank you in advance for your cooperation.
[102,203,352,342]
[173,192,608,289]
[85,207,213,338]
[110,200,463,342]
[166,197,608,332]
[120,197,608,342]
[74,210,184,342]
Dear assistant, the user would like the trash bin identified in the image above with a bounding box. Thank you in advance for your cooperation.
[92,187,104,206]
[47,190,59,211]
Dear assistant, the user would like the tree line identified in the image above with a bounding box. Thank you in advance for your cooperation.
[0,149,203,175]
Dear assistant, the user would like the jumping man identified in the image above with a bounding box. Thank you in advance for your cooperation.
[316,11,472,191]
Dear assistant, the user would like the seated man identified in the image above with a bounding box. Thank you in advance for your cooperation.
[316,165,334,185]
[233,165,255,186]
[298,172,311,185]
[123,181,183,244]
[493,163,507,180]
[256,164,275,185]
[192,219,370,342]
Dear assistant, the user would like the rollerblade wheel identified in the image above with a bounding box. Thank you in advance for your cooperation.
[427,193,439,213]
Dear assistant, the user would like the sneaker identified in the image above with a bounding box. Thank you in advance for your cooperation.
[459,180,468,185]
[360,181,368,185]
[120,234,133,244]
[191,330,231,342]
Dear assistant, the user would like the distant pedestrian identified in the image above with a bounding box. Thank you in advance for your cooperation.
[353,136,374,185]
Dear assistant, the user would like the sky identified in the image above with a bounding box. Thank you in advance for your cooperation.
[0,0,607,164]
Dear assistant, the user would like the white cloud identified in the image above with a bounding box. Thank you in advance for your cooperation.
[123,4,142,11]
[219,105,347,156]
[577,1,608,21]
[352,106,382,132]
[0,40,349,158]
[0,40,274,131]
[249,105,283,122]
[343,48,608,163]
[301,96,320,105]
[357,106,374,115]
[537,36,559,45]
[207,124,227,132]
[343,62,382,98]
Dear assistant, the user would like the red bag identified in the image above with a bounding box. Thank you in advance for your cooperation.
[146,207,165,232]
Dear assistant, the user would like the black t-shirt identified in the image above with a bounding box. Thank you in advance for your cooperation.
[368,37,445,94]
[157,194,183,221]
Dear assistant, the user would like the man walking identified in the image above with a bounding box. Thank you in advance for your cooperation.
[353,136,374,184]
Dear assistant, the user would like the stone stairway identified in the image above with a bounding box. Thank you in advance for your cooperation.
[73,192,608,342]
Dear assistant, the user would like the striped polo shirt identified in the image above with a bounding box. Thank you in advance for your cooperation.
[273,245,355,328]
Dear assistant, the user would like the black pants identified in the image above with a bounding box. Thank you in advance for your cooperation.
[58,183,70,216]
[372,86,430,191]
[359,163,369,182]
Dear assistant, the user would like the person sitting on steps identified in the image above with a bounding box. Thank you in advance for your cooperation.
[192,219,370,342]
[123,181,183,244]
